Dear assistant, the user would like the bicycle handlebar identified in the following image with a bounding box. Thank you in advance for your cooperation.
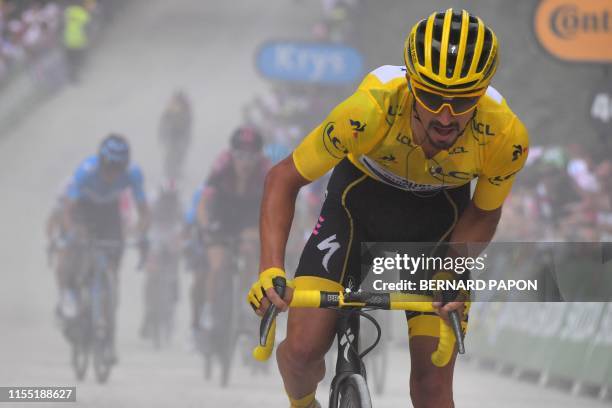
[253,278,463,367]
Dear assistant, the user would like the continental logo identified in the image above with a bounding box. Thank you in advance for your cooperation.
[535,0,612,63]
[322,122,348,159]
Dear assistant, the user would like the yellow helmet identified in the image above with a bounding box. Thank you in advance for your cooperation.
[404,9,498,94]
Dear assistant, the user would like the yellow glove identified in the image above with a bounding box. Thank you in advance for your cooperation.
[247,267,295,311]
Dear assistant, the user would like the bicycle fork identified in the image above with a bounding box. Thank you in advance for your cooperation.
[329,310,365,406]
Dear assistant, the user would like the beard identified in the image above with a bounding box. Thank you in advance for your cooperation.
[425,120,462,150]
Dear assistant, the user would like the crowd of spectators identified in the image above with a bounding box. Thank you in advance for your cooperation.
[498,144,612,242]
[0,0,120,89]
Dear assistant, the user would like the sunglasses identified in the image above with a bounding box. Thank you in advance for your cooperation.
[410,79,484,116]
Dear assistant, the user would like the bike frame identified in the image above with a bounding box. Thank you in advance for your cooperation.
[329,309,367,407]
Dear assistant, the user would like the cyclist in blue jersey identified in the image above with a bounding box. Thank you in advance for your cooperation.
[62,134,151,361]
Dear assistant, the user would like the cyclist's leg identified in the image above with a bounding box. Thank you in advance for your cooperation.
[191,266,206,330]
[278,160,366,407]
[399,186,470,408]
[202,240,229,328]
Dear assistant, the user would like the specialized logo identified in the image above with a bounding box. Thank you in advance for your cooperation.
[512,144,524,162]
[340,328,355,362]
[322,122,349,159]
[317,234,341,273]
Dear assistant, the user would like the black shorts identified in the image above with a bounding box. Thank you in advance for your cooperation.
[294,159,471,337]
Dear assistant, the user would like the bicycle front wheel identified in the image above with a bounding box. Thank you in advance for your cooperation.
[338,374,372,408]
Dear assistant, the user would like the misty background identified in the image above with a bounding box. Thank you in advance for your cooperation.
[0,0,610,407]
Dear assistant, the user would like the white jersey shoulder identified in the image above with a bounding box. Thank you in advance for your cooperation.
[370,65,407,84]
[485,85,504,104]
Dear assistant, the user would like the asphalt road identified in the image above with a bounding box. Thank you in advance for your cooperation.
[0,1,608,407]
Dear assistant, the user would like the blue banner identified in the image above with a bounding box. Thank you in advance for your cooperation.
[256,41,364,85]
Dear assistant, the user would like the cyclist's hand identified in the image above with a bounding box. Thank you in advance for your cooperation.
[433,294,467,326]
[431,271,468,325]
[247,267,294,316]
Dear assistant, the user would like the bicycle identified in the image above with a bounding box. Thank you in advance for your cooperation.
[253,278,465,407]
[64,239,143,383]
[141,243,179,349]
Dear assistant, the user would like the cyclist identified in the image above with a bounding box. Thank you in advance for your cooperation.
[63,134,150,361]
[140,179,182,342]
[158,90,193,178]
[46,180,77,318]
[196,126,270,330]
[248,9,529,408]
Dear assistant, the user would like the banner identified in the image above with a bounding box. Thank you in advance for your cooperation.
[256,41,364,85]
[534,0,612,63]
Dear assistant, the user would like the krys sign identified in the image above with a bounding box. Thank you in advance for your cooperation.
[534,0,612,63]
[256,41,364,85]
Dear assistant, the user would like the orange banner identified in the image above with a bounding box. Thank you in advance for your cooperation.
[534,0,612,63]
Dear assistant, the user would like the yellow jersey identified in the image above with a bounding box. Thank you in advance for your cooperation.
[292,65,529,210]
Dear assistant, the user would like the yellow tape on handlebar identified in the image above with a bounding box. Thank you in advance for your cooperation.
[252,320,276,361]
[289,291,323,308]
[431,319,456,367]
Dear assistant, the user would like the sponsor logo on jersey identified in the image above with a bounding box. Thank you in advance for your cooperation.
[449,146,468,155]
[488,170,520,186]
[386,104,404,125]
[472,120,496,136]
[395,133,415,148]
[317,234,341,273]
[429,166,477,182]
[360,156,443,192]
[512,144,526,162]
[350,119,366,132]
[322,122,349,159]
[350,119,366,139]
[379,154,397,163]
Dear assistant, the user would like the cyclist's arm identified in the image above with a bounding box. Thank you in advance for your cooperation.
[449,202,502,244]
[435,116,529,318]
[135,201,151,235]
[128,165,150,236]
[260,156,311,271]
[196,186,212,228]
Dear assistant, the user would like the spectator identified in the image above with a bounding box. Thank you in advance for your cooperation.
[62,0,92,83]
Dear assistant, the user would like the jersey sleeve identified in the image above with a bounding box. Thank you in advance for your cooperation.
[292,87,385,181]
[473,116,530,210]
[128,165,147,204]
[66,158,92,201]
